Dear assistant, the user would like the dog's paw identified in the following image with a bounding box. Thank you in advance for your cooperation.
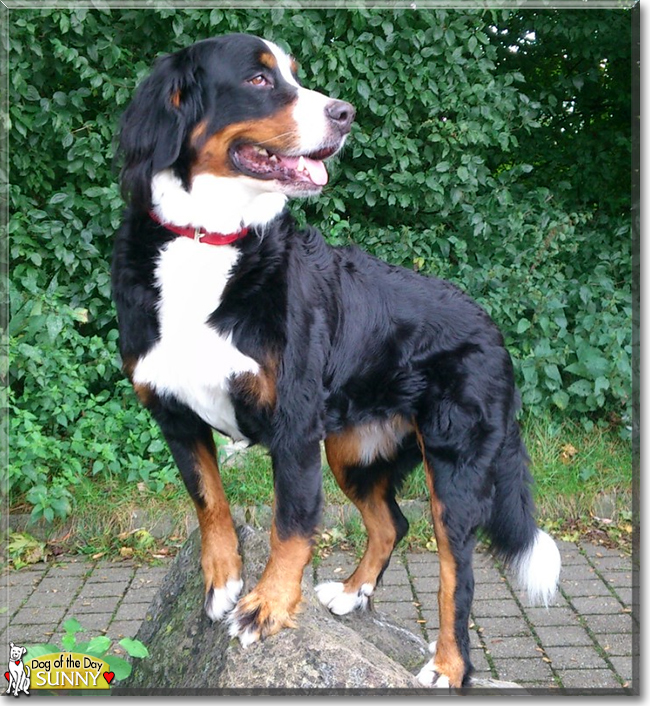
[228,585,301,647]
[415,642,455,689]
[314,581,373,615]
[204,577,243,622]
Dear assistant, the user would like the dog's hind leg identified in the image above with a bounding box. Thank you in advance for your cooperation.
[412,414,500,689]
[315,424,419,615]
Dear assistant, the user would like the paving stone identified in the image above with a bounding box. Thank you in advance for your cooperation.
[105,619,140,640]
[525,606,579,627]
[11,605,67,627]
[589,555,631,572]
[580,612,633,634]
[36,574,84,592]
[473,582,512,601]
[58,612,112,633]
[612,587,632,605]
[559,669,624,690]
[534,625,592,647]
[122,586,158,604]
[132,566,171,584]
[418,608,440,631]
[471,599,522,619]
[87,567,135,584]
[474,616,531,638]
[604,571,633,588]
[596,631,634,656]
[23,587,79,609]
[374,584,412,602]
[70,596,120,615]
[562,579,614,598]
[4,624,59,645]
[569,596,626,615]
[4,572,45,589]
[556,542,585,564]
[374,601,419,623]
[51,560,92,576]
[5,592,28,615]
[77,581,130,599]
[112,601,150,623]
[493,656,554,683]
[378,568,409,586]
[473,566,506,584]
[411,577,438,597]
[607,655,633,683]
[483,635,542,660]
[404,551,436,564]
[543,645,609,671]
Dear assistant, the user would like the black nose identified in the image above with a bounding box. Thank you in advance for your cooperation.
[326,100,355,134]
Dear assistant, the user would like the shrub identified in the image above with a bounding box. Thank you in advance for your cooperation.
[6,7,632,521]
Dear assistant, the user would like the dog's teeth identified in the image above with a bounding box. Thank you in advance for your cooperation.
[297,155,307,172]
[254,146,270,157]
[269,154,278,163]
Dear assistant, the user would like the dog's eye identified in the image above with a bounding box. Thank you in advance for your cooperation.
[248,74,272,88]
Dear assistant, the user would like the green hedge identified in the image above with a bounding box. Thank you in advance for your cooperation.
[6,8,632,521]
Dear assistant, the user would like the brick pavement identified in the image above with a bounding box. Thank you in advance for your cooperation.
[1,540,637,693]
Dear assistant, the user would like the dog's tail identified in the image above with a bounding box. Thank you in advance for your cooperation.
[484,418,561,607]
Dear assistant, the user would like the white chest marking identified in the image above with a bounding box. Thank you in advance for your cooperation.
[132,238,259,441]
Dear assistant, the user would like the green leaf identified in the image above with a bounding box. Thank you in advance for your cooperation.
[25,644,60,662]
[104,654,133,681]
[61,633,77,651]
[84,635,111,657]
[118,637,149,659]
[62,617,84,635]
[552,390,570,410]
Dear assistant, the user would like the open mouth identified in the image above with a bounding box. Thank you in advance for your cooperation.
[230,143,339,189]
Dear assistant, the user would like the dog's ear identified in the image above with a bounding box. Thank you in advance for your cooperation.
[118,47,204,210]
[21,647,26,657]
[10,642,14,649]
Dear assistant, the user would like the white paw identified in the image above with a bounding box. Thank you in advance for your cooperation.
[416,642,451,688]
[314,581,374,615]
[227,615,259,648]
[204,578,243,622]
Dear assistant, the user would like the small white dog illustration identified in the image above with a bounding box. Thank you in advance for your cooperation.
[6,643,30,696]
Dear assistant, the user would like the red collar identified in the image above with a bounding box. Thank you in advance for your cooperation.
[149,211,249,245]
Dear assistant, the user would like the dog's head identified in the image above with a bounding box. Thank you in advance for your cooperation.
[119,33,355,212]
[9,643,27,661]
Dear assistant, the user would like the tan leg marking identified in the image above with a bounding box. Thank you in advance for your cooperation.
[230,520,312,645]
[194,441,242,595]
[325,432,397,590]
[415,426,465,688]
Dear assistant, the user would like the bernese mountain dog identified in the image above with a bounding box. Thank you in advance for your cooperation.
[111,33,561,688]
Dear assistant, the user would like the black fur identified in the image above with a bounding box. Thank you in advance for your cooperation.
[111,33,546,685]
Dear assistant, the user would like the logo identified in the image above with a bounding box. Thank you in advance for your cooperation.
[4,644,114,694]
[5,643,30,697]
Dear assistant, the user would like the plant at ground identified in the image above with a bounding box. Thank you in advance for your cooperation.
[24,617,149,684]
[4,532,46,569]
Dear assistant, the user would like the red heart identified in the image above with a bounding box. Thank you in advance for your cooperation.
[103,672,115,685]
[4,672,9,681]
[15,661,20,665]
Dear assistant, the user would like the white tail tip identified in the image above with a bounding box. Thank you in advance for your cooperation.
[514,529,561,607]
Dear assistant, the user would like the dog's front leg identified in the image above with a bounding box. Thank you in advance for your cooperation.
[229,439,322,646]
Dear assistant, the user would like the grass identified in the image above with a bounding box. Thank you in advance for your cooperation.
[6,414,633,568]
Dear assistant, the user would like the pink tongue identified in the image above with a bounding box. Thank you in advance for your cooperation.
[281,156,328,186]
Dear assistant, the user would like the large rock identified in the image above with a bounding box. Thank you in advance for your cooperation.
[118,526,524,694]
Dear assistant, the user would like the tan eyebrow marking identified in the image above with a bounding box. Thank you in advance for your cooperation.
[259,51,278,70]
